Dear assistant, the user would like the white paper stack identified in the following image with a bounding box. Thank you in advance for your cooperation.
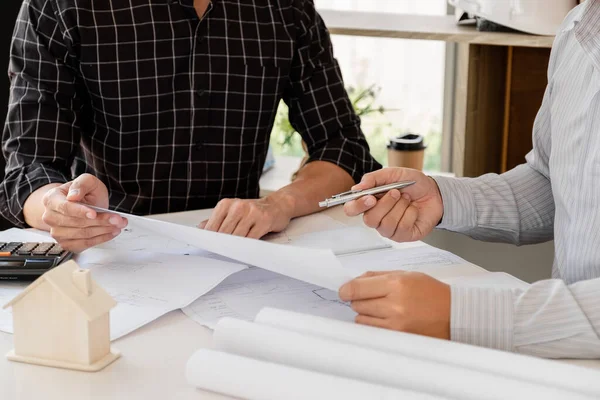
[185,308,600,400]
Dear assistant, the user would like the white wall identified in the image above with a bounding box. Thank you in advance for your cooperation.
[423,230,555,283]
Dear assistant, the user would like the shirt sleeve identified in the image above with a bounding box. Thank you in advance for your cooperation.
[283,0,381,183]
[430,28,557,246]
[430,26,600,358]
[451,279,600,359]
[0,0,82,227]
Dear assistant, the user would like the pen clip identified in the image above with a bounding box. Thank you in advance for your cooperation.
[332,189,361,199]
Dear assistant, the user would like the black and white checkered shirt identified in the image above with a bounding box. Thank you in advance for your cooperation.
[0,0,380,227]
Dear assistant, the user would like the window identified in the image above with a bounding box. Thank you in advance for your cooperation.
[269,0,450,173]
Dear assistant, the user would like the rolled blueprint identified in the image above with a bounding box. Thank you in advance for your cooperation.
[255,308,600,398]
[213,318,595,400]
[185,348,442,400]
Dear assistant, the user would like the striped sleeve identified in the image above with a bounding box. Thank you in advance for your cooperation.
[431,56,556,246]
[451,279,600,359]
[432,163,555,246]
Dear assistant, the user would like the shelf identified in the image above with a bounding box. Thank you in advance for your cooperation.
[319,10,555,49]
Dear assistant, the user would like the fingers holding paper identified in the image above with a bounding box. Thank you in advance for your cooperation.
[41,174,127,252]
[344,168,444,243]
[338,271,451,340]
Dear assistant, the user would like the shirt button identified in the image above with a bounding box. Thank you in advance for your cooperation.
[195,142,204,151]
[196,89,206,97]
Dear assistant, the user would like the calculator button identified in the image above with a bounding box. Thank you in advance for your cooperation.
[1,243,22,254]
[4,242,21,249]
[31,243,53,254]
[17,243,39,255]
[46,244,64,256]
[0,252,12,257]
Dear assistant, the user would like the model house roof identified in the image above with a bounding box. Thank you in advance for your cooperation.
[3,260,116,321]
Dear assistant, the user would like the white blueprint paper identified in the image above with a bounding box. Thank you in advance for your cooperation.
[0,229,246,339]
[338,245,472,277]
[98,211,364,257]
[182,245,486,330]
[182,267,356,329]
[266,226,390,255]
[86,206,353,290]
[76,249,246,339]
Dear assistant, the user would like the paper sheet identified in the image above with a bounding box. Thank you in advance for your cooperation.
[0,229,246,340]
[255,308,600,398]
[263,212,346,238]
[212,318,593,400]
[97,211,375,257]
[266,225,390,255]
[86,206,353,290]
[182,242,488,329]
[182,267,356,329]
[95,225,206,256]
[186,348,440,400]
[77,249,246,339]
[338,245,472,277]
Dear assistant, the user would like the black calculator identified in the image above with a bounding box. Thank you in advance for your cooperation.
[0,242,73,280]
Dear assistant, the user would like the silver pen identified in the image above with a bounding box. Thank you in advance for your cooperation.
[319,181,416,208]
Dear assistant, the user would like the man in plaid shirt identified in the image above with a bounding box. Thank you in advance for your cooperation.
[1,0,380,252]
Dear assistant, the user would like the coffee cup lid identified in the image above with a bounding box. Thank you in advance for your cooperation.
[387,134,427,151]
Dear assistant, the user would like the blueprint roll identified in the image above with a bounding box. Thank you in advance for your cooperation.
[255,308,600,398]
[213,318,595,400]
[185,348,440,400]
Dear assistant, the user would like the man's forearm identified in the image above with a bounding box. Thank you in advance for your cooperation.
[267,161,355,219]
[23,183,62,230]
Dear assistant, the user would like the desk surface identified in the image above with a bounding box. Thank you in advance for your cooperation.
[1,207,599,400]
[319,10,555,49]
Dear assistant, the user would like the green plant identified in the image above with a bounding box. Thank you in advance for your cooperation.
[270,84,443,172]
[271,85,390,154]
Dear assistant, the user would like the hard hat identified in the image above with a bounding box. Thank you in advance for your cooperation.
[449,0,578,36]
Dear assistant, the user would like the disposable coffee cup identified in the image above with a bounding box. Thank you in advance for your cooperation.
[387,133,427,170]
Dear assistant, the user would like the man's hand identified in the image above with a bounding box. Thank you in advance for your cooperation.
[344,168,443,242]
[339,271,451,340]
[40,174,127,252]
[199,193,295,239]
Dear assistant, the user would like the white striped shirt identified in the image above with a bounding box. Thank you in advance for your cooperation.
[433,0,600,359]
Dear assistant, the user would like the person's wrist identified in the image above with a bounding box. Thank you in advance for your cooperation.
[427,176,444,226]
[23,182,64,230]
[264,190,297,221]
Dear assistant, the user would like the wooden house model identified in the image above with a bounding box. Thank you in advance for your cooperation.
[3,260,120,371]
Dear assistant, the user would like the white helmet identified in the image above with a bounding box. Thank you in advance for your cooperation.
[449,0,578,36]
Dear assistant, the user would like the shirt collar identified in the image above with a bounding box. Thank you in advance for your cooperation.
[174,0,215,20]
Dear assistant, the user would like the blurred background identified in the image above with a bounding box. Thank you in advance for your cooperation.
[271,0,449,172]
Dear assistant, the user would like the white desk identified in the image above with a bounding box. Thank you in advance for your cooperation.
[1,207,599,400]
